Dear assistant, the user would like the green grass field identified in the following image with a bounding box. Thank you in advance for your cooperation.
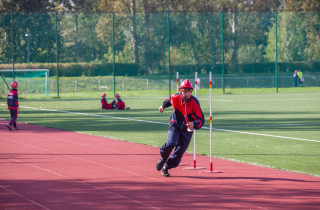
[1,88,320,176]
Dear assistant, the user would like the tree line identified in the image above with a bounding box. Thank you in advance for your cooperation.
[0,0,319,76]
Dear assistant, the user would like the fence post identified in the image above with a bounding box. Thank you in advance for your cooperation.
[99,79,101,91]
[167,11,171,96]
[247,77,249,88]
[55,11,59,97]
[5,83,6,92]
[28,81,30,92]
[122,79,124,90]
[112,12,115,96]
[11,11,15,82]
[275,11,278,93]
[75,80,77,92]
[51,80,53,92]
[147,79,148,90]
[222,11,225,94]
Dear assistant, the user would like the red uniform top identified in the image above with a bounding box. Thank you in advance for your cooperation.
[101,98,113,109]
[162,93,204,131]
[116,99,125,110]
[7,89,19,110]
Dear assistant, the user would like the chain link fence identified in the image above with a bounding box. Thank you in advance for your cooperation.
[1,11,319,96]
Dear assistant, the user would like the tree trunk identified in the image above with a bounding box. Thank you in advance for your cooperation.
[131,0,139,64]
[231,13,239,65]
[143,0,151,74]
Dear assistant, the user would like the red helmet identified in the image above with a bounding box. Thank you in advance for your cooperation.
[115,93,120,98]
[101,93,106,97]
[11,81,18,88]
[179,79,193,91]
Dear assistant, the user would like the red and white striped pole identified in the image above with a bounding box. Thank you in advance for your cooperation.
[209,71,213,171]
[176,72,179,93]
[200,71,223,173]
[194,72,198,168]
[184,72,205,170]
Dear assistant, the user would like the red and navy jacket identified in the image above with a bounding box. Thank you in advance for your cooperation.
[101,98,113,109]
[162,93,205,131]
[116,99,125,110]
[7,89,19,110]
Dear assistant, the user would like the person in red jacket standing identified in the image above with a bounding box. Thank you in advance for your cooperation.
[156,79,205,177]
[6,81,20,131]
[101,93,116,109]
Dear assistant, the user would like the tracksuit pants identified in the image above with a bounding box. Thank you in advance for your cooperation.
[160,125,193,169]
[9,109,17,127]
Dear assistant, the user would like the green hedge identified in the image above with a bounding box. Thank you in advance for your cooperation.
[0,61,319,77]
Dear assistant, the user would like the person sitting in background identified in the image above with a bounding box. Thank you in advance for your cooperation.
[115,93,130,110]
[101,93,116,109]
[293,70,298,87]
[297,70,304,87]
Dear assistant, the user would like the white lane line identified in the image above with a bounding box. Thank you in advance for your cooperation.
[1,104,319,143]
[0,153,160,209]
[0,138,267,210]
[0,186,51,210]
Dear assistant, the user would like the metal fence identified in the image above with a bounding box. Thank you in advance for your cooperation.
[1,11,319,96]
[1,75,319,94]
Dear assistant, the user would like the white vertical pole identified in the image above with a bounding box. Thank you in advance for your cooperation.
[176,72,179,93]
[193,72,198,168]
[75,80,77,92]
[210,71,213,171]
[99,79,101,91]
[45,71,48,97]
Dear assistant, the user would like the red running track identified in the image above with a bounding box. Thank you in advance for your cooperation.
[0,120,319,210]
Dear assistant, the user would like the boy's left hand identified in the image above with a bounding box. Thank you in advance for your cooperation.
[186,122,194,129]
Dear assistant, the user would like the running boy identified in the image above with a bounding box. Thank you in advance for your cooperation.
[101,93,116,109]
[6,81,20,131]
[156,79,204,177]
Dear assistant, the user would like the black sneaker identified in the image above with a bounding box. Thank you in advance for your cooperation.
[6,124,12,131]
[14,127,20,130]
[156,158,166,171]
[161,167,170,177]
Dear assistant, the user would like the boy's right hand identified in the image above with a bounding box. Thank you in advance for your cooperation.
[159,106,164,113]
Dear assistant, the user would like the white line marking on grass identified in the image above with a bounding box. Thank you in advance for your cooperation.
[214,123,320,128]
[207,127,320,143]
[1,104,319,143]
[0,186,51,210]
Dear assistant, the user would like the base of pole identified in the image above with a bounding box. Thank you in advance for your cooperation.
[178,163,189,166]
[183,166,206,170]
[199,170,224,173]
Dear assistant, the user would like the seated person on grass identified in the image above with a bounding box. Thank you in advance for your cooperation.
[101,93,116,109]
[115,93,130,110]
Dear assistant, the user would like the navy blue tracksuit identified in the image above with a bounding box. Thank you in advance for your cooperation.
[160,93,205,169]
[7,88,19,127]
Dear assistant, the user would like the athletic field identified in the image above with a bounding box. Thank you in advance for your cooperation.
[1,89,320,209]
